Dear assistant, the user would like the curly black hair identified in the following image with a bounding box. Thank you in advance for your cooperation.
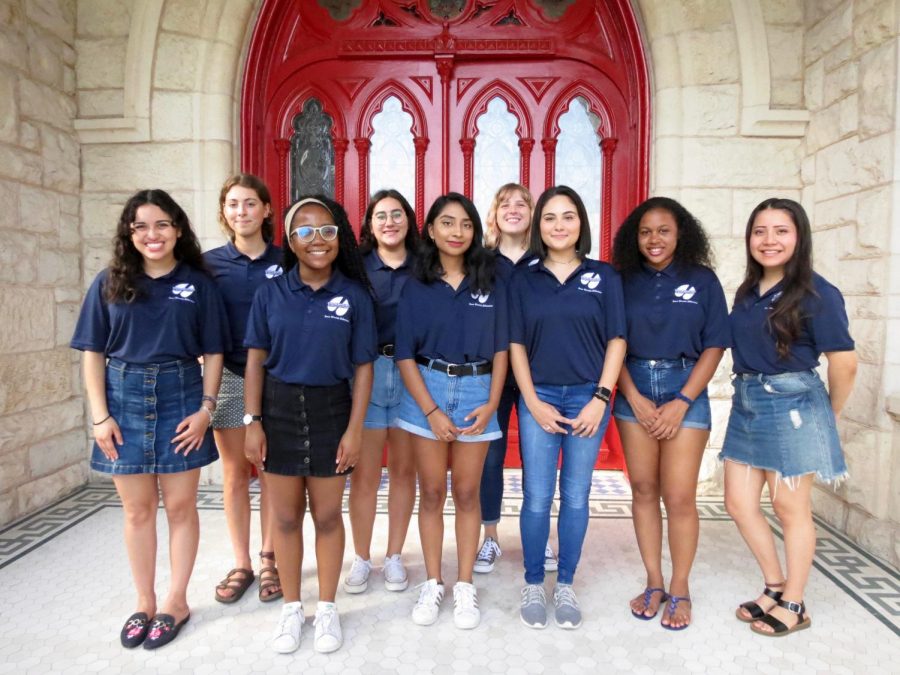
[358,189,420,255]
[612,196,713,275]
[415,192,495,294]
[106,189,205,303]
[528,186,592,260]
[736,197,816,359]
[281,194,372,294]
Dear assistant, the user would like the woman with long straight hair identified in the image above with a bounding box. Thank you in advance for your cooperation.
[243,195,376,654]
[722,198,856,637]
[71,189,228,650]
[510,185,627,630]
[344,189,420,594]
[204,173,283,605]
[395,192,508,629]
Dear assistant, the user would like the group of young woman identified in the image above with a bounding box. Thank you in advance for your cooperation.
[71,173,856,654]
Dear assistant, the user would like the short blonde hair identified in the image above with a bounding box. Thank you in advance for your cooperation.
[483,183,534,249]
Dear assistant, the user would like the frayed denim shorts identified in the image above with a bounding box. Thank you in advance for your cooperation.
[397,362,501,443]
[613,357,711,430]
[719,369,847,483]
[91,358,218,475]
[363,355,406,430]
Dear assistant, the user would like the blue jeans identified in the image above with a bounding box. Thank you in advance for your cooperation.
[479,382,518,524]
[518,383,612,585]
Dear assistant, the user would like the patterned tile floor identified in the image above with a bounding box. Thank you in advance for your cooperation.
[0,471,897,674]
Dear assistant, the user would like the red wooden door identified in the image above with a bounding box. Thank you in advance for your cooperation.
[242,0,650,470]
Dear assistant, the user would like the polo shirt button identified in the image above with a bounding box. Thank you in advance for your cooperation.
[650,360,656,366]
[299,395,305,403]
[304,440,310,448]
[304,456,310,463]
[303,425,309,433]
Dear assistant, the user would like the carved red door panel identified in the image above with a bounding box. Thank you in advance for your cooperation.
[242,0,650,470]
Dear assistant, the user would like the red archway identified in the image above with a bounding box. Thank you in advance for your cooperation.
[241,0,650,470]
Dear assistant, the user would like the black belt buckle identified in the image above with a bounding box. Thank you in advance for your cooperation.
[379,343,395,358]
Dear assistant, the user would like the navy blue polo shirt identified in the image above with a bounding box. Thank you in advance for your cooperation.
[71,264,229,363]
[244,267,377,386]
[622,263,730,360]
[395,276,509,364]
[204,241,283,375]
[493,249,536,283]
[363,250,413,345]
[509,258,627,385]
[730,272,854,374]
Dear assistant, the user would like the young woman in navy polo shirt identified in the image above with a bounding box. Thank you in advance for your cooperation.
[395,193,508,629]
[510,185,627,630]
[611,197,729,630]
[475,183,559,575]
[243,196,376,654]
[344,189,419,594]
[71,189,228,650]
[722,198,856,637]
[204,173,284,605]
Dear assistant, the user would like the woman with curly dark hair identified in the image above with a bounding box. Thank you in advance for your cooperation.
[723,198,856,637]
[71,189,229,650]
[612,196,729,630]
[243,195,376,655]
[395,193,507,630]
[344,189,420,595]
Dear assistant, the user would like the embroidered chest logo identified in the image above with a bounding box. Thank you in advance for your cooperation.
[265,264,283,279]
[578,272,603,294]
[170,283,196,303]
[325,295,351,322]
[673,284,698,304]
[469,291,493,308]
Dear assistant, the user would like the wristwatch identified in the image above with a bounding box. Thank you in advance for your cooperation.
[243,414,262,426]
[592,386,612,403]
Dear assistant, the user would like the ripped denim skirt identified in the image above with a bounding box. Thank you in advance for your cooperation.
[719,369,847,484]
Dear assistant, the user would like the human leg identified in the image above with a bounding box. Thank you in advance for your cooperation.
[112,473,161,617]
[157,469,202,622]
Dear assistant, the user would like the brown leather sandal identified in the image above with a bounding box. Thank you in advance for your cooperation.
[215,568,254,604]
[258,550,283,602]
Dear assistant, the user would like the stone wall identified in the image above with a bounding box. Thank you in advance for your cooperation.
[0,0,87,524]
[799,0,900,565]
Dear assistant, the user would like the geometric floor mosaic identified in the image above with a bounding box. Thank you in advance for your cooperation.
[1,471,897,673]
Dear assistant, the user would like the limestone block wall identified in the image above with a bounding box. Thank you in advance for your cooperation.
[0,0,88,524]
[799,0,900,565]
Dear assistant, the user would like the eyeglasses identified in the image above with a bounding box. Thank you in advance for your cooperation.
[373,209,405,225]
[290,224,339,242]
[131,221,174,235]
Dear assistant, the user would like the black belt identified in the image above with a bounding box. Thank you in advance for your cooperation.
[379,343,395,358]
[415,355,491,377]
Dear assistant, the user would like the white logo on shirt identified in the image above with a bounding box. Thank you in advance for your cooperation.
[470,292,490,304]
[468,291,493,308]
[766,291,783,311]
[325,295,351,322]
[673,284,697,303]
[265,264,283,279]
[528,258,539,266]
[171,283,196,298]
[580,272,601,289]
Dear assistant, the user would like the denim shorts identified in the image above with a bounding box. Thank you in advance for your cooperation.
[363,355,406,430]
[612,357,711,430]
[91,358,218,475]
[211,367,245,429]
[262,374,352,478]
[719,370,847,483]
[397,362,501,443]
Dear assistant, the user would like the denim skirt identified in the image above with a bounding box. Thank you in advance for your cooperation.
[211,367,245,429]
[397,362,501,443]
[719,369,847,483]
[613,357,712,430]
[363,355,406,430]
[262,373,352,477]
[90,358,218,475]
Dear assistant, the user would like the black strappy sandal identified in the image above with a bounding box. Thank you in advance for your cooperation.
[736,582,784,623]
[750,599,811,637]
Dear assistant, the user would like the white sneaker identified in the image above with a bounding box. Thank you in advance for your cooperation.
[383,554,409,591]
[343,555,372,594]
[271,601,303,654]
[544,544,559,573]
[313,601,343,653]
[411,579,445,626]
[473,537,502,573]
[453,581,481,629]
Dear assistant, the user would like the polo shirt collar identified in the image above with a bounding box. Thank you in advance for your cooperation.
[641,261,678,278]
[226,240,276,261]
[140,261,183,282]
[530,256,590,282]
[286,265,348,294]
[754,278,785,301]
[372,250,410,271]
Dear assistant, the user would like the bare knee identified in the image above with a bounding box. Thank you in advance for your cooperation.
[631,479,660,504]
[222,463,252,495]
[163,498,197,526]
[724,492,760,523]
[451,485,480,513]
[311,507,344,536]
[771,497,811,526]
[123,501,158,528]
[273,507,304,534]
[661,490,697,518]
[418,484,447,512]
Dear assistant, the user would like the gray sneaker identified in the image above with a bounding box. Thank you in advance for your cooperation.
[520,584,548,629]
[553,584,582,629]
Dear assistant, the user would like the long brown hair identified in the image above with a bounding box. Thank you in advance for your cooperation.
[217,173,275,242]
[735,198,816,358]
[106,190,205,303]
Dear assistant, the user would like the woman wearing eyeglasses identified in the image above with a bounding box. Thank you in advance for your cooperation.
[243,196,376,655]
[395,193,508,630]
[71,189,229,650]
[344,190,420,595]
